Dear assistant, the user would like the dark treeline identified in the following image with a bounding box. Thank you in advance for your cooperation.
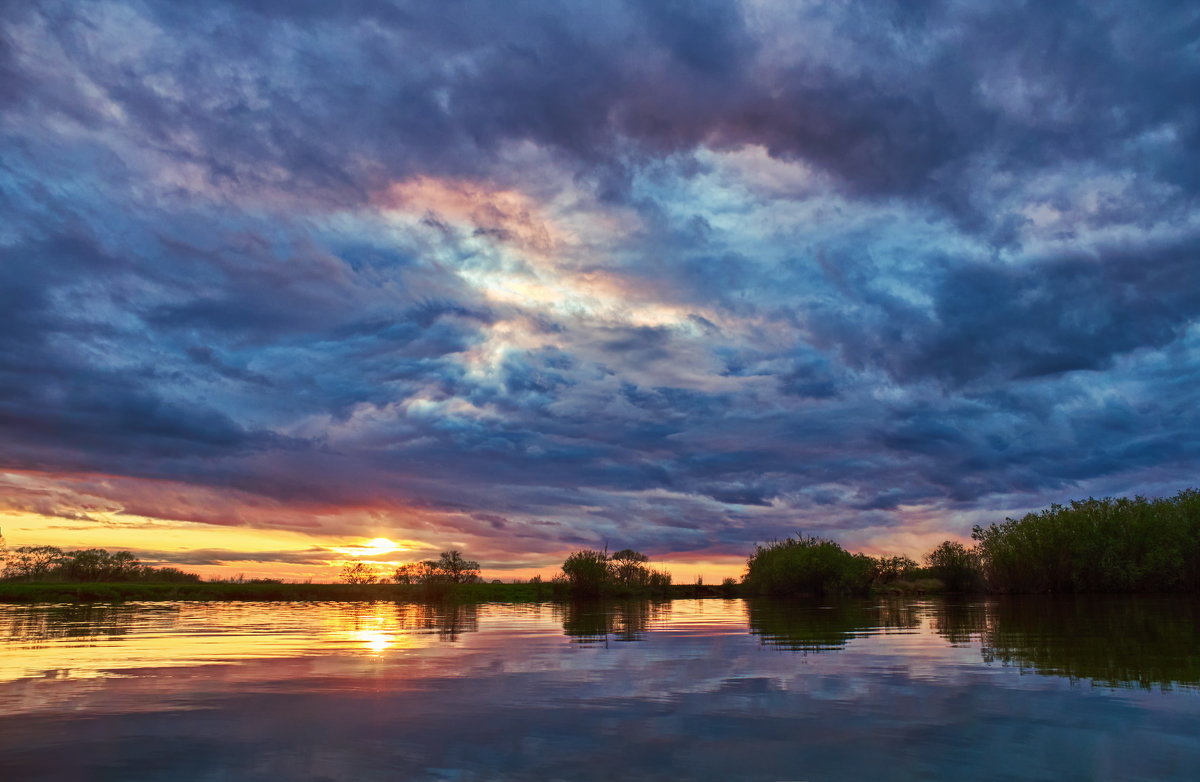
[1,545,202,584]
[339,546,673,600]
[972,491,1200,593]
[745,489,1200,596]
[743,536,941,597]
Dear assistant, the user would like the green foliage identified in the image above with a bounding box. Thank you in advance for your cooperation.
[972,490,1200,593]
[560,549,614,597]
[743,536,876,597]
[925,541,984,592]
[874,555,920,582]
[559,548,671,598]
[610,548,651,586]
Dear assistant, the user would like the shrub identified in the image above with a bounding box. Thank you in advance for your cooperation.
[560,550,612,597]
[925,541,984,592]
[971,490,1200,593]
[558,548,671,598]
[743,536,875,597]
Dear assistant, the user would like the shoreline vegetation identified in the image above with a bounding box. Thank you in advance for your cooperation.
[2,490,1197,603]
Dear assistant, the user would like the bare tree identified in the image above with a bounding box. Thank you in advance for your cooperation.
[339,561,381,585]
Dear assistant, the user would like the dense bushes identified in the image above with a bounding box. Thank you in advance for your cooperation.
[742,490,1200,597]
[743,536,878,596]
[557,548,671,598]
[972,490,1200,593]
[925,541,985,592]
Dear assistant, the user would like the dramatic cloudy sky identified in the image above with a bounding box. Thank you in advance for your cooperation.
[1,0,1198,580]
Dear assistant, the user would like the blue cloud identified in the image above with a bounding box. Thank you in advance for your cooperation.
[0,0,1198,560]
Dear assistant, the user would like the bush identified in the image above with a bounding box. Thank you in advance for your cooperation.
[743,536,876,597]
[925,541,984,592]
[971,490,1200,593]
[719,577,739,597]
[558,548,671,598]
[561,550,613,598]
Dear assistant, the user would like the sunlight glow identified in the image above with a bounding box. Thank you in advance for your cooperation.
[334,537,402,558]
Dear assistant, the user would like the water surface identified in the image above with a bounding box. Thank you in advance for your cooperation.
[1,597,1198,781]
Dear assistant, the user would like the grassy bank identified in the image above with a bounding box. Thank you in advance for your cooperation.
[0,581,749,604]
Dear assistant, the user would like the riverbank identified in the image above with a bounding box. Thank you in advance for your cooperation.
[0,581,745,603]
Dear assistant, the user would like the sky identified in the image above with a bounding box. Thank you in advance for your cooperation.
[1,0,1199,582]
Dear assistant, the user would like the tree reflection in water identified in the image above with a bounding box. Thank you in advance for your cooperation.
[746,599,921,653]
[977,597,1200,690]
[558,600,670,646]
[391,602,480,643]
[3,603,178,646]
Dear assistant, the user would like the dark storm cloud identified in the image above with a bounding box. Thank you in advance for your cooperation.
[810,236,1200,386]
[0,0,1198,559]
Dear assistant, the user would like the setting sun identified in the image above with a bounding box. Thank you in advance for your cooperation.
[348,538,401,557]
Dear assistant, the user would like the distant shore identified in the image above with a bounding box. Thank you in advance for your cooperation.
[0,581,740,604]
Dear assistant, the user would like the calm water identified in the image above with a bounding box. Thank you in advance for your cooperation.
[1,598,1198,781]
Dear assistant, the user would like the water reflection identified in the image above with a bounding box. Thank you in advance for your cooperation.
[979,597,1200,690]
[392,601,480,642]
[928,599,990,646]
[2,603,176,645]
[740,597,1200,690]
[558,600,669,645]
[1,598,1198,781]
[746,598,921,652]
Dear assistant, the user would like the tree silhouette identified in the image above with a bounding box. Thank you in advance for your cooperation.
[339,561,380,584]
[392,550,480,585]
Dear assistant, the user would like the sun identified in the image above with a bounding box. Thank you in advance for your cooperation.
[333,537,402,558]
[359,538,399,556]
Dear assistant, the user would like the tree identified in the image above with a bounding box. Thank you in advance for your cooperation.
[339,561,380,584]
[874,555,920,583]
[560,549,612,597]
[59,549,147,582]
[2,546,65,581]
[925,541,982,592]
[434,550,480,584]
[393,551,481,585]
[610,548,650,586]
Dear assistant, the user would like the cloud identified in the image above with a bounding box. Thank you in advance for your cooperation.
[0,1,1197,564]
